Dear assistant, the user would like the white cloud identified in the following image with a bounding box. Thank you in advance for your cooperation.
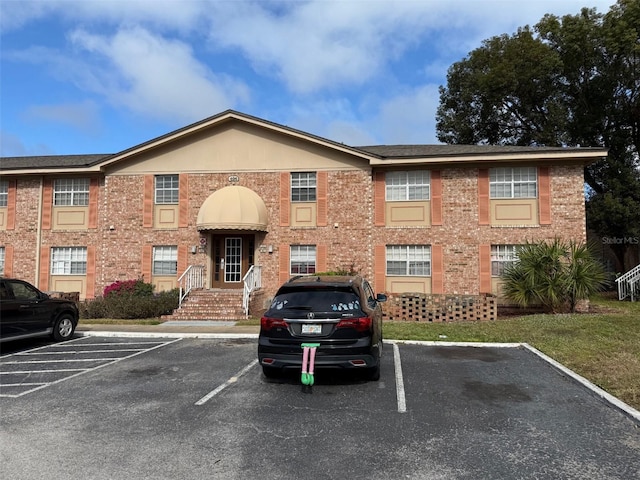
[67,27,250,123]
[23,100,101,132]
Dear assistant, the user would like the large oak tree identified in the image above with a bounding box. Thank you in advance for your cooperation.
[436,0,640,272]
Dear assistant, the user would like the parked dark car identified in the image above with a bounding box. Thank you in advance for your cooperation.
[0,278,79,343]
[258,275,387,380]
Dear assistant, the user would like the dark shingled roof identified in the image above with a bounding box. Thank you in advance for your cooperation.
[354,144,604,158]
[0,109,606,172]
[0,154,113,171]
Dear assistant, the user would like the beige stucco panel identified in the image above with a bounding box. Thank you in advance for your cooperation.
[386,277,431,294]
[53,207,88,230]
[291,203,316,227]
[386,201,430,226]
[491,199,538,225]
[107,123,368,174]
[154,205,179,228]
[153,277,177,292]
[49,276,85,300]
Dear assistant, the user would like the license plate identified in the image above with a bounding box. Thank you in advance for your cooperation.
[302,324,322,334]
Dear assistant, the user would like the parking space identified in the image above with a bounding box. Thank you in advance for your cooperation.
[1,337,639,480]
[0,337,179,397]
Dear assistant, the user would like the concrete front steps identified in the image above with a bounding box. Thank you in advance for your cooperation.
[162,289,245,321]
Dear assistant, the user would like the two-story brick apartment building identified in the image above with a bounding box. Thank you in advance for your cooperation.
[0,110,606,317]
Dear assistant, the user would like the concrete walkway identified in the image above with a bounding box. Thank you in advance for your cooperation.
[77,321,260,337]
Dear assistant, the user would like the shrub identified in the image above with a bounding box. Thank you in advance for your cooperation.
[80,287,179,319]
[501,239,608,313]
[103,279,154,298]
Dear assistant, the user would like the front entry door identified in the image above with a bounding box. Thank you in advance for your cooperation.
[211,235,254,289]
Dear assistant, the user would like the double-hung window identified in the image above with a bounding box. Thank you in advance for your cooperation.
[489,167,537,198]
[0,246,5,275]
[51,247,87,275]
[290,245,316,274]
[152,246,178,275]
[155,175,179,204]
[386,245,431,276]
[53,179,90,206]
[386,171,430,201]
[291,173,316,202]
[491,245,519,276]
[0,180,8,207]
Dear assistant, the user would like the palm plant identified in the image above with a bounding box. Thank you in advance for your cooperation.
[501,239,608,313]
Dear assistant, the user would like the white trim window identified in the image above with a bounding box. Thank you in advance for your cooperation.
[491,245,520,276]
[291,172,317,202]
[155,175,179,204]
[53,179,90,206]
[0,246,5,275]
[386,171,430,201]
[0,180,8,207]
[290,245,316,275]
[489,167,537,199]
[386,245,431,276]
[51,247,87,275]
[153,246,178,275]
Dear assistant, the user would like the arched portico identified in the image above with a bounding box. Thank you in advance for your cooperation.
[196,186,268,289]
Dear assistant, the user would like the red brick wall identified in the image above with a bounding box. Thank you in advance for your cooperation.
[1,164,587,302]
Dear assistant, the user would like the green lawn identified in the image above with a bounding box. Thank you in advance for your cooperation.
[384,295,640,411]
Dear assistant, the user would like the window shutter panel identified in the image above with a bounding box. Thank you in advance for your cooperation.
[478,169,490,225]
[430,170,442,226]
[279,244,290,283]
[142,245,153,283]
[374,171,385,226]
[42,179,53,230]
[88,178,99,229]
[317,171,328,227]
[143,175,154,228]
[3,245,14,277]
[39,247,50,291]
[479,245,492,294]
[538,167,551,225]
[178,244,188,277]
[431,245,443,294]
[179,174,189,228]
[6,180,16,230]
[86,246,96,299]
[316,244,327,273]
[279,173,290,227]
[374,245,386,293]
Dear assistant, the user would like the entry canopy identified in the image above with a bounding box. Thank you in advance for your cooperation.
[196,185,269,231]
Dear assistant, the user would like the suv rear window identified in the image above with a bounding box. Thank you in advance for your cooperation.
[268,288,364,316]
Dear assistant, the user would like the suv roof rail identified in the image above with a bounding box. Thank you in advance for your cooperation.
[287,275,305,283]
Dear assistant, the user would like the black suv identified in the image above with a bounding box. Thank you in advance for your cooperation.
[258,275,387,380]
[0,278,79,343]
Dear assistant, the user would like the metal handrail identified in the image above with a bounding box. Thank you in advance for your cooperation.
[178,265,205,307]
[616,264,640,301]
[242,265,262,317]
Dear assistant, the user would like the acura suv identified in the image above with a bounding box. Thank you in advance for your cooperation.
[258,275,387,380]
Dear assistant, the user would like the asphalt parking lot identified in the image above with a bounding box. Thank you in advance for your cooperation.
[1,336,639,480]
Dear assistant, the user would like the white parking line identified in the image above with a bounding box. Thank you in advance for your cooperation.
[392,342,407,413]
[195,359,258,406]
[0,338,182,398]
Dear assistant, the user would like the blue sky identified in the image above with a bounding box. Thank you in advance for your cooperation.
[1,0,617,157]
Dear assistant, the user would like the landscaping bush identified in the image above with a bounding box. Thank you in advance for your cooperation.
[501,239,608,313]
[80,280,179,319]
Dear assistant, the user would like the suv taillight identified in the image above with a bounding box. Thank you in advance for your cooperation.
[336,316,372,332]
[260,317,288,331]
